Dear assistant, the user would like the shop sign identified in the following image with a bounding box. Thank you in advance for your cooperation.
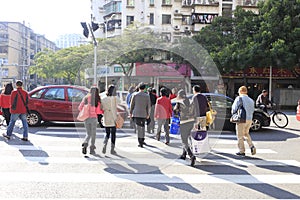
[135,62,191,76]
[223,67,299,78]
[114,66,130,73]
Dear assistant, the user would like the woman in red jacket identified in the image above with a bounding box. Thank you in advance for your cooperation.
[0,83,14,126]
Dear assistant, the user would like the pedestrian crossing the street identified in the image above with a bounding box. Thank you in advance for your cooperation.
[0,126,300,199]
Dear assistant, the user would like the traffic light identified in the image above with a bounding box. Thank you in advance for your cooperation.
[81,22,89,38]
[91,22,99,32]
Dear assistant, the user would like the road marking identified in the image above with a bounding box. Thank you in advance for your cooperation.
[0,172,299,184]
[0,155,298,166]
[212,148,277,154]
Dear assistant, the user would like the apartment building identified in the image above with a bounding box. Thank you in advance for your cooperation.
[0,21,57,88]
[55,33,88,49]
[90,0,259,91]
[91,0,259,40]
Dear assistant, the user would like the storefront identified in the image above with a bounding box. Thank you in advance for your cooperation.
[222,67,300,107]
[134,62,192,93]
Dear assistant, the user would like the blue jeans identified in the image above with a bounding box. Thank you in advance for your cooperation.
[6,113,29,138]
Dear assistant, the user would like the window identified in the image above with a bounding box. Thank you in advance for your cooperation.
[0,34,8,42]
[44,88,65,101]
[127,0,134,6]
[162,15,171,24]
[162,0,171,5]
[0,46,8,54]
[30,89,46,99]
[149,13,154,25]
[182,0,193,6]
[182,15,192,25]
[149,0,154,5]
[126,16,134,25]
[67,88,87,102]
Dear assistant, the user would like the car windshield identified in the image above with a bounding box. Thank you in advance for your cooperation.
[30,89,46,99]
[67,88,87,102]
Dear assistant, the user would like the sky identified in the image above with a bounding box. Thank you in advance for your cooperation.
[0,0,91,41]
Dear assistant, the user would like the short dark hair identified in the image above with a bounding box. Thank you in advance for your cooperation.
[16,80,23,87]
[193,85,201,93]
[138,82,146,90]
[160,88,168,96]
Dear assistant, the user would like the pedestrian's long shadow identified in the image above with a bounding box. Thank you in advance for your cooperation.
[197,151,300,199]
[1,133,49,165]
[101,153,200,194]
[252,127,299,141]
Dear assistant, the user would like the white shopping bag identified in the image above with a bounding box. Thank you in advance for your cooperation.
[189,117,210,154]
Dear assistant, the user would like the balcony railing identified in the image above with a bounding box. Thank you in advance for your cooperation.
[242,0,258,6]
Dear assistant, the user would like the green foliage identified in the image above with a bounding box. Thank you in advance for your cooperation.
[193,0,300,73]
[30,45,93,84]
[97,23,168,74]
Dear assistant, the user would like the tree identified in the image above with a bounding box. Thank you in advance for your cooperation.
[30,44,93,85]
[252,0,300,71]
[97,24,168,85]
[193,0,300,84]
[193,7,259,74]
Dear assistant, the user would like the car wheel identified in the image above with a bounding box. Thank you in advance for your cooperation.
[251,116,262,131]
[27,111,42,126]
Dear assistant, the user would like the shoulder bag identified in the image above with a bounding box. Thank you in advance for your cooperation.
[230,97,246,123]
[77,98,90,121]
[114,97,124,128]
[206,101,217,126]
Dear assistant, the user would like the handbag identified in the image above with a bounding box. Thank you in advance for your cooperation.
[116,114,124,128]
[206,102,216,126]
[230,97,246,123]
[113,96,124,128]
[170,112,180,135]
[77,99,90,121]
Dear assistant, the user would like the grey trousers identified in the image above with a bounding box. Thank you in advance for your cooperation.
[156,118,170,143]
[180,121,194,157]
[83,118,97,148]
[134,117,146,139]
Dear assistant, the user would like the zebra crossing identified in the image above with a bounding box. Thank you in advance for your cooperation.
[0,125,300,199]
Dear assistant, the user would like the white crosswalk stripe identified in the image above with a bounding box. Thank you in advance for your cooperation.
[1,126,299,199]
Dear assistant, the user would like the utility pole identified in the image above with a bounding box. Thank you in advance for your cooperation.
[88,23,98,85]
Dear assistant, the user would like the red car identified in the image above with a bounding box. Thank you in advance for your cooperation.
[27,85,89,126]
[27,85,128,126]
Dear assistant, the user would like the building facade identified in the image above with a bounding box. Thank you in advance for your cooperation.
[91,0,259,40]
[0,21,57,88]
[89,0,260,91]
[55,34,88,49]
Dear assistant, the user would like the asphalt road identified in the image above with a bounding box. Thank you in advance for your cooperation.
[0,112,299,199]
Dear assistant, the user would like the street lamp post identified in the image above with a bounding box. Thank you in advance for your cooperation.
[269,65,272,102]
[103,14,115,90]
[87,23,98,85]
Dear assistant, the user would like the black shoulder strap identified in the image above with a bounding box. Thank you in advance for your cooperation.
[17,90,27,107]
[238,96,244,108]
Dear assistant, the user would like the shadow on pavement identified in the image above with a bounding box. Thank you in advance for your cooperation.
[196,151,300,199]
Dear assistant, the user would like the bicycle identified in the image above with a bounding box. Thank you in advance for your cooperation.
[264,104,289,128]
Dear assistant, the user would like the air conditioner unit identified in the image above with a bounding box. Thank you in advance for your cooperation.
[185,26,190,31]
[174,25,180,30]
[174,9,181,14]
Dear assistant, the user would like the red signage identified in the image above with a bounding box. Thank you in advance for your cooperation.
[135,63,191,77]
